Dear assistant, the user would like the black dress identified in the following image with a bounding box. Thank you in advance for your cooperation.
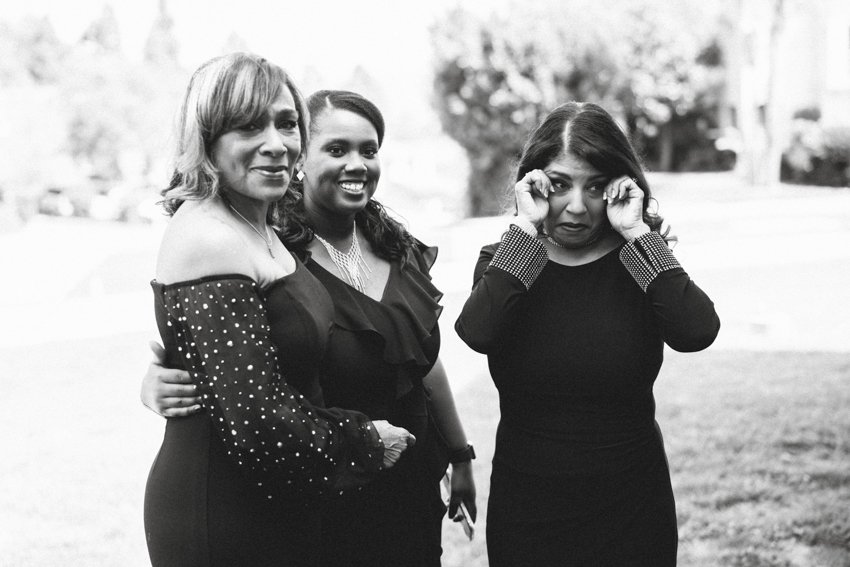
[305,242,448,567]
[145,257,384,567]
[455,228,720,567]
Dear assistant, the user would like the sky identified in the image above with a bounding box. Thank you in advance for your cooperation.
[2,0,508,111]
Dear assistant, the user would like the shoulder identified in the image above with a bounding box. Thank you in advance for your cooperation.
[156,201,253,284]
[405,236,438,273]
[478,242,500,262]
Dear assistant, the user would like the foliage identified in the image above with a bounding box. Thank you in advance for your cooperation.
[0,5,186,203]
[781,119,850,187]
[430,0,731,216]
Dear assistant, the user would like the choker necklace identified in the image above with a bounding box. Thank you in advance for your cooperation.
[545,230,606,250]
[227,203,275,258]
[314,222,372,293]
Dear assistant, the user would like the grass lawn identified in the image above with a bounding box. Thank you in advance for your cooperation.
[441,349,850,567]
[1,331,848,566]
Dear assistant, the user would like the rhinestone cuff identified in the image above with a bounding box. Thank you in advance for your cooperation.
[619,231,681,291]
[489,225,549,290]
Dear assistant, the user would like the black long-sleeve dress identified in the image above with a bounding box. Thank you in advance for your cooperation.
[455,227,720,567]
[305,241,447,567]
[144,257,384,567]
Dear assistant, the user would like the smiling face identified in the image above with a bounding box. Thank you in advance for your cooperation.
[210,89,301,206]
[301,108,381,219]
[542,146,611,249]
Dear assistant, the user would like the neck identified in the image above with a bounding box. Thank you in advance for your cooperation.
[546,229,623,264]
[303,197,357,243]
[220,191,269,227]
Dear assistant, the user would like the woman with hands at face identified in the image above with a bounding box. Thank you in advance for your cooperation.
[144,89,475,567]
[143,54,414,567]
[456,102,720,566]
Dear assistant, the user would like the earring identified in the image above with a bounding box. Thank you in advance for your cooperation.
[295,170,305,181]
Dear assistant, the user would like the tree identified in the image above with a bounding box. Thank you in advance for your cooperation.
[431,0,729,216]
[144,0,179,66]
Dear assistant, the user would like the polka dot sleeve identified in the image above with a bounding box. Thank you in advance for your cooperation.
[158,276,384,497]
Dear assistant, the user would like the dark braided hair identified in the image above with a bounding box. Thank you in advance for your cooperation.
[279,90,417,261]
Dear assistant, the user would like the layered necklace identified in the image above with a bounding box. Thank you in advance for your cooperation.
[226,202,275,258]
[314,222,372,293]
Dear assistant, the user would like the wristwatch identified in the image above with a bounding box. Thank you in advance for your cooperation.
[448,444,476,464]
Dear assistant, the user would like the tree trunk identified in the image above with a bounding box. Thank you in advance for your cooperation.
[466,152,516,217]
[659,122,675,171]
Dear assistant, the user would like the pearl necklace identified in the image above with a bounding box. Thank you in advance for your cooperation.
[314,223,372,293]
[227,203,275,258]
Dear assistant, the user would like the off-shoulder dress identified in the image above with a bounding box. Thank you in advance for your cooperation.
[144,254,384,567]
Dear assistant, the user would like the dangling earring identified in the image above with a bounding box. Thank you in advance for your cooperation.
[295,170,305,181]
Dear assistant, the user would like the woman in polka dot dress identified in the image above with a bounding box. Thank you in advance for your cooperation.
[143,53,414,567]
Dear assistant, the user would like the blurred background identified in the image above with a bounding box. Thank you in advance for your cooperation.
[1,0,849,565]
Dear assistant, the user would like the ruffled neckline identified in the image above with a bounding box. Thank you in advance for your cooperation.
[305,240,443,371]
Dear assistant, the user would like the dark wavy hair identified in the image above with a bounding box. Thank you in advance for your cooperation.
[279,90,417,261]
[159,53,308,226]
[515,101,665,233]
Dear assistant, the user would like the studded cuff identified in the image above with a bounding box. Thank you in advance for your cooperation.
[619,231,681,291]
[489,225,549,290]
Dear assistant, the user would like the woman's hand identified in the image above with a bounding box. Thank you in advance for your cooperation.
[448,460,477,523]
[515,169,552,228]
[141,341,202,417]
[605,176,650,241]
[373,420,416,469]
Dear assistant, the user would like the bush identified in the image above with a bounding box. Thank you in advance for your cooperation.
[781,120,850,187]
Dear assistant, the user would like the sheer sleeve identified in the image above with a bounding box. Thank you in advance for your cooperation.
[155,276,384,496]
[454,226,548,354]
[619,231,720,352]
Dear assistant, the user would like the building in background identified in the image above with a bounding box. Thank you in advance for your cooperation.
[725,0,850,185]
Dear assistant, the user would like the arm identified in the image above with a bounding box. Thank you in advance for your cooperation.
[423,358,477,522]
[158,277,392,495]
[140,341,201,418]
[454,226,548,354]
[619,232,720,352]
[605,176,720,352]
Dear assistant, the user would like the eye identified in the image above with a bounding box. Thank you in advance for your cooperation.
[276,119,298,131]
[550,179,569,193]
[327,145,345,157]
[362,147,378,158]
[585,180,608,196]
[236,122,261,132]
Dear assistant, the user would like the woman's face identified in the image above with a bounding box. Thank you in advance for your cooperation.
[542,149,610,248]
[211,89,301,205]
[301,109,381,218]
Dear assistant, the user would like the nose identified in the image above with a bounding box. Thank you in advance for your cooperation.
[563,188,587,215]
[259,124,286,157]
[343,152,367,173]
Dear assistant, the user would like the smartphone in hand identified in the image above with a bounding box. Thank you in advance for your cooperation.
[441,472,474,541]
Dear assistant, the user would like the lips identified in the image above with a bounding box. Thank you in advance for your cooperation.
[251,165,288,178]
[558,222,587,231]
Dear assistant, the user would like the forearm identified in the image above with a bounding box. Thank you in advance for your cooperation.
[455,225,548,353]
[423,359,468,451]
[620,231,721,351]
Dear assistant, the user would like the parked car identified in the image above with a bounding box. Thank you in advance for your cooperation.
[37,187,75,217]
